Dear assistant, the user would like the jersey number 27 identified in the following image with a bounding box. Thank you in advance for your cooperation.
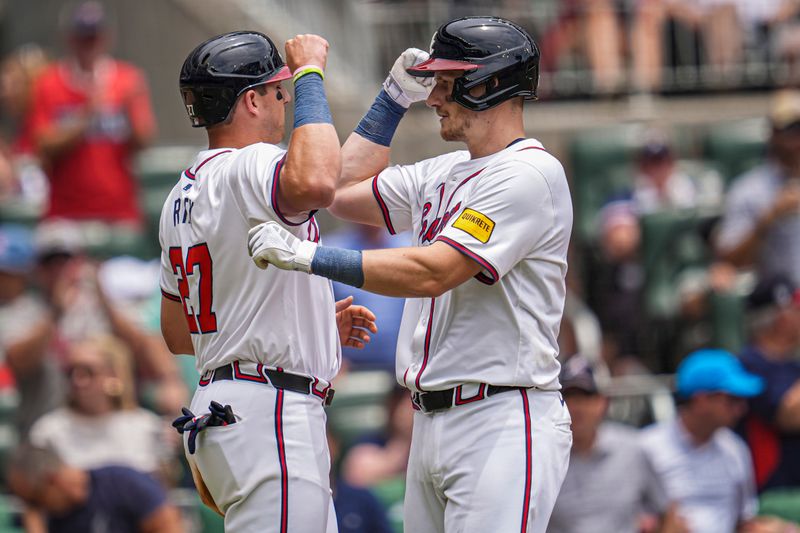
[169,244,217,334]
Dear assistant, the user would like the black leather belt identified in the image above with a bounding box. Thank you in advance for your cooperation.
[412,384,522,413]
[209,364,335,406]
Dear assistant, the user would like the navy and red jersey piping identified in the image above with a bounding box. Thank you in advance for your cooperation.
[183,150,232,181]
[371,174,396,235]
[161,288,181,302]
[435,236,499,285]
[270,155,317,227]
[414,298,436,392]
[516,146,547,153]
[519,389,533,532]
[274,390,289,533]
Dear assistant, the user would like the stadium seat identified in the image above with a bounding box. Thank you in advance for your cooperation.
[640,209,715,319]
[0,385,18,490]
[704,118,767,185]
[568,126,640,242]
[758,488,800,524]
[709,291,746,354]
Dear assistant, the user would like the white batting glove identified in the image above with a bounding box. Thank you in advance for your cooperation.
[383,48,433,108]
[247,221,318,273]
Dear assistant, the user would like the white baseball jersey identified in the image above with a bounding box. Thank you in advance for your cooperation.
[159,144,341,380]
[372,138,572,392]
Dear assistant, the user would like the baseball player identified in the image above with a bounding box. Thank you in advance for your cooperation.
[248,16,573,533]
[159,32,376,532]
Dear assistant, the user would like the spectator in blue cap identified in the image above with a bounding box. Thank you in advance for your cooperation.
[640,349,764,533]
[739,274,800,492]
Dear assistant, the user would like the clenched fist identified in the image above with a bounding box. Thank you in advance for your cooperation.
[285,34,329,73]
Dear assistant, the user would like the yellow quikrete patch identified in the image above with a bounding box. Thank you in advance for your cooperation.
[452,208,495,243]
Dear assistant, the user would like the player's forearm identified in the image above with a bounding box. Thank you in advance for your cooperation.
[282,123,339,207]
[311,242,478,298]
[329,133,388,224]
[280,73,340,213]
[339,132,390,189]
[360,247,452,298]
[337,88,407,191]
[329,89,406,220]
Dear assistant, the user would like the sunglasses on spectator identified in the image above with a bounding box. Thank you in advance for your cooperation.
[66,364,103,380]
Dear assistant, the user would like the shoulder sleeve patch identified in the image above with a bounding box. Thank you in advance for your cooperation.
[452,208,495,243]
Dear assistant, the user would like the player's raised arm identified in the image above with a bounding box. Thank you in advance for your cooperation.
[329,48,432,224]
[277,35,341,217]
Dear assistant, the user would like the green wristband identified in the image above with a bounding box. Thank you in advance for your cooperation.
[293,66,325,84]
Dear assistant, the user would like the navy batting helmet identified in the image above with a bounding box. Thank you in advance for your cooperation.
[179,31,291,127]
[407,16,540,111]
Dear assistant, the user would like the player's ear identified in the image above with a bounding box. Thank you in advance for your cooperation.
[243,89,260,116]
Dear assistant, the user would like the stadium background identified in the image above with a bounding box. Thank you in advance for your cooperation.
[0,0,797,531]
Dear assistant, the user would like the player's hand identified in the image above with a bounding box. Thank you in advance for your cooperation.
[335,296,378,349]
[248,221,318,273]
[285,34,329,73]
[383,48,433,108]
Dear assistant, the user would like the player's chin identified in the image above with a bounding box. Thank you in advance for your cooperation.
[438,120,454,140]
[439,126,462,143]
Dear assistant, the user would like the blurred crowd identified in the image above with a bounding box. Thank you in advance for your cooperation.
[536,0,800,95]
[0,1,798,532]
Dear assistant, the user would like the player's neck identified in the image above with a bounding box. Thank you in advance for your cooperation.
[465,111,525,159]
[207,124,279,150]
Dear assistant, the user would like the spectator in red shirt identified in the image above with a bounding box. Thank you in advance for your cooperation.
[29,1,155,225]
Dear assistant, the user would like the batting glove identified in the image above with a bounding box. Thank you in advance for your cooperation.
[383,48,433,108]
[248,221,318,273]
[172,402,237,455]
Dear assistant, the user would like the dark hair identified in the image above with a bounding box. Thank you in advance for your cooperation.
[209,83,271,129]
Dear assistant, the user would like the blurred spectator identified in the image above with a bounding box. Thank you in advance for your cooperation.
[326,224,406,371]
[640,349,764,532]
[0,44,49,206]
[732,0,800,64]
[0,225,66,438]
[329,431,393,533]
[28,335,174,477]
[540,0,625,94]
[7,444,183,533]
[739,275,800,491]
[632,0,744,91]
[342,386,413,488]
[716,90,800,286]
[586,200,646,367]
[549,355,682,533]
[631,135,723,214]
[28,1,155,225]
[632,138,697,213]
[34,222,187,415]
